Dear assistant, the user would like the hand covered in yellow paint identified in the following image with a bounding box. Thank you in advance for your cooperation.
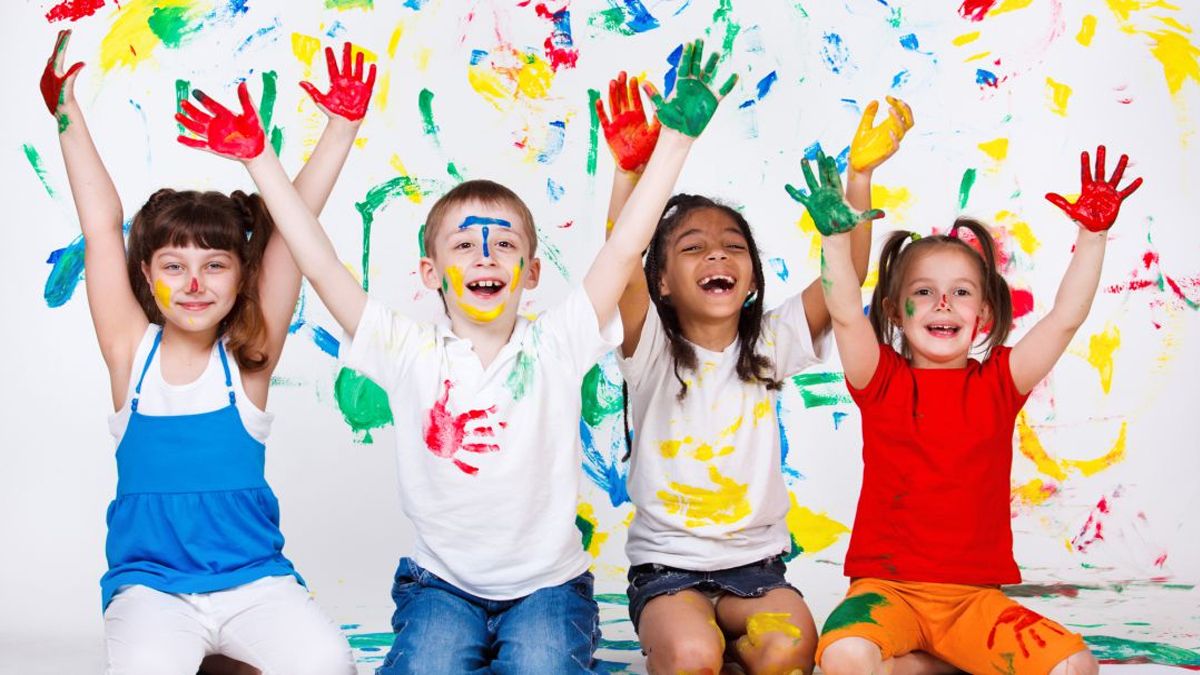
[848,96,914,173]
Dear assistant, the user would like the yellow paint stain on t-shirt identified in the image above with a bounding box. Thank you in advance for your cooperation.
[658,465,751,527]
[1086,323,1121,393]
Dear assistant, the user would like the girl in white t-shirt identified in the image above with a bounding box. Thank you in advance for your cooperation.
[598,78,914,674]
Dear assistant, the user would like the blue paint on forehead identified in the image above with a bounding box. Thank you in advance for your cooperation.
[458,216,513,258]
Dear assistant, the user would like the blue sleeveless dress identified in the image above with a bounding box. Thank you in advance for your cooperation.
[100,329,302,610]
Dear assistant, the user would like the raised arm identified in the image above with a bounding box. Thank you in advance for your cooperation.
[798,96,913,339]
[1010,145,1142,394]
[595,70,660,355]
[45,30,147,393]
[584,39,736,330]
[177,82,368,338]
[795,152,885,389]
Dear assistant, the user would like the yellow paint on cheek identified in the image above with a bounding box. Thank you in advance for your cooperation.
[785,492,850,555]
[658,465,751,527]
[1077,14,1098,46]
[444,266,505,322]
[1086,322,1121,393]
[511,262,523,289]
[153,279,172,311]
[1045,77,1073,116]
[743,612,803,648]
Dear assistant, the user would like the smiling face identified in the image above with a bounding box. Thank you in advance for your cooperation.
[142,244,242,334]
[892,246,990,369]
[657,207,757,326]
[420,199,540,325]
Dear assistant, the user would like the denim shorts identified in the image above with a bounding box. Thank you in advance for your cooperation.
[626,554,800,630]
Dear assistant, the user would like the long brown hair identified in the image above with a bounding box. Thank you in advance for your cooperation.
[127,188,275,371]
[869,217,1013,360]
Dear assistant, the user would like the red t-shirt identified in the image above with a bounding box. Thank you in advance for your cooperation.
[844,344,1029,585]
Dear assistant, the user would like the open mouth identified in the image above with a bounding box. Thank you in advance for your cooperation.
[697,274,736,294]
[926,323,961,338]
[466,279,506,298]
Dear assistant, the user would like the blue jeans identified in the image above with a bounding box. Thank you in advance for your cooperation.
[376,558,600,674]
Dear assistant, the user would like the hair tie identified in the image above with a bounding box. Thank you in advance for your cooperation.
[909,232,922,242]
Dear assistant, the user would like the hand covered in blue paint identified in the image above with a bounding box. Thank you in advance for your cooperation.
[641,39,738,138]
[785,151,885,236]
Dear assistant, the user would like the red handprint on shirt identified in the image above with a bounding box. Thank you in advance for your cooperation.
[1045,145,1143,232]
[423,380,501,476]
[299,41,377,122]
[596,70,660,172]
[986,605,1066,659]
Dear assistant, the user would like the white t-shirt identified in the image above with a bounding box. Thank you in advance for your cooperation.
[343,287,621,600]
[110,325,273,444]
[618,292,829,570]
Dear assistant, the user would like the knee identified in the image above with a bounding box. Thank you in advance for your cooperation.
[738,631,814,674]
[502,643,595,674]
[1050,649,1099,675]
[648,633,725,674]
[818,637,883,675]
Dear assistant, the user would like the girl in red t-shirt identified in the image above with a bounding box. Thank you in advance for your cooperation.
[815,146,1142,675]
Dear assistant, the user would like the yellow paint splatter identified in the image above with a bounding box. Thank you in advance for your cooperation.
[740,612,803,650]
[801,184,912,262]
[953,31,981,46]
[1078,14,1099,45]
[576,502,609,558]
[1046,77,1072,116]
[989,0,1035,15]
[292,32,322,76]
[414,47,433,71]
[659,465,751,527]
[659,436,692,459]
[1018,412,1130,482]
[512,53,554,98]
[1063,422,1128,476]
[753,399,772,424]
[1012,478,1058,506]
[978,138,1009,162]
[965,51,993,62]
[785,492,850,554]
[388,155,423,203]
[1086,323,1121,393]
[153,278,172,310]
[1145,24,1200,95]
[467,65,513,111]
[387,23,404,57]
[995,210,1040,255]
[467,49,556,111]
[100,0,204,72]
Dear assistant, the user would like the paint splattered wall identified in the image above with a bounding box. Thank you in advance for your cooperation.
[5,1,1199,670]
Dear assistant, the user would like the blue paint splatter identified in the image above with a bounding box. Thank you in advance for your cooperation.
[469,49,488,65]
[580,419,631,507]
[311,325,340,357]
[44,235,86,308]
[833,411,848,429]
[802,142,850,175]
[768,257,789,282]
[403,0,432,9]
[236,19,281,53]
[609,0,660,33]
[537,120,567,165]
[663,43,683,99]
[777,399,803,480]
[325,20,346,38]
[738,70,778,109]
[976,68,999,87]
[547,178,565,202]
[891,69,910,88]
[899,33,920,51]
[821,32,851,74]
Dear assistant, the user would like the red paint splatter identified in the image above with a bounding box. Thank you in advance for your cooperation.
[557,220,574,228]
[1154,552,1168,567]
[45,0,107,23]
[986,605,1064,658]
[1105,248,1200,309]
[1118,97,1133,104]
[1072,495,1110,553]
[423,379,501,475]
[534,4,578,71]
[959,0,999,21]
[1011,288,1034,318]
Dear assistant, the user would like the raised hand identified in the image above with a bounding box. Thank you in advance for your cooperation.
[641,39,738,138]
[849,95,914,172]
[41,29,85,122]
[176,81,266,160]
[786,151,884,236]
[299,41,377,122]
[596,71,660,172]
[1045,145,1142,232]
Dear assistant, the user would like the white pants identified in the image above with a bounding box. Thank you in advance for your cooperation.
[103,575,356,675]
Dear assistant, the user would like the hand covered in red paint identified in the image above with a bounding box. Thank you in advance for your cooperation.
[1045,145,1143,232]
[41,29,85,117]
[175,82,266,160]
[300,42,377,122]
[596,71,660,173]
[849,95,914,172]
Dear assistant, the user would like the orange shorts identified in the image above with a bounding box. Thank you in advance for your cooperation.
[815,578,1089,674]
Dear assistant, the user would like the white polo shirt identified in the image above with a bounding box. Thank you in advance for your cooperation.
[343,287,620,600]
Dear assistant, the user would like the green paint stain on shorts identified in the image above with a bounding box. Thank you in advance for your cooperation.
[821,592,890,635]
[333,367,393,443]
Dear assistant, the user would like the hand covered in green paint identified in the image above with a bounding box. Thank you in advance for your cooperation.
[41,30,85,118]
[642,39,738,138]
[849,95,914,172]
[175,82,266,161]
[785,151,885,236]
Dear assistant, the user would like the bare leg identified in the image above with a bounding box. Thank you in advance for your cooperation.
[715,588,817,675]
[640,590,726,675]
[1048,650,1100,675]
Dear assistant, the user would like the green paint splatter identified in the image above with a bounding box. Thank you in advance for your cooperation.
[599,639,641,651]
[505,350,536,400]
[258,71,284,155]
[587,8,636,36]
[355,174,441,290]
[711,0,741,62]
[333,367,393,443]
[595,593,630,605]
[534,224,570,281]
[147,5,203,49]
[783,534,804,561]
[791,372,851,408]
[418,88,440,146]
[345,632,392,649]
[325,0,373,9]
[575,513,595,550]
[586,88,601,176]
[175,78,190,134]
[22,144,57,199]
[887,7,903,27]
[1083,635,1200,665]
[958,168,977,209]
[904,297,915,317]
[821,592,889,635]
[446,162,464,183]
[581,363,623,426]
[792,4,809,18]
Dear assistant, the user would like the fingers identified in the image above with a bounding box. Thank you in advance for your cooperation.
[1095,144,1107,182]
[1080,150,1092,185]
[784,183,809,206]
[1118,176,1144,199]
[642,80,666,110]
[340,41,352,78]
[52,29,70,69]
[354,50,365,81]
[179,99,212,123]
[886,95,914,131]
[861,208,886,221]
[717,72,738,98]
[608,77,622,118]
[193,89,233,118]
[801,158,819,193]
[63,60,85,81]
[236,81,258,120]
[690,39,705,78]
[177,134,208,149]
[1044,192,1072,213]
[1109,153,1129,186]
[364,62,377,91]
[821,153,845,191]
[701,52,719,85]
[595,97,612,135]
[299,80,325,104]
[856,100,879,139]
[630,76,646,117]
[324,45,339,84]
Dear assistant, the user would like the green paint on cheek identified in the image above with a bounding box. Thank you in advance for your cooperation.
[581,363,623,426]
[505,350,536,400]
[575,513,595,551]
[958,167,978,209]
[821,592,890,635]
[586,88,601,176]
[22,144,57,199]
[441,275,448,293]
[1083,635,1200,665]
[905,297,915,317]
[147,6,203,48]
[333,367,393,444]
